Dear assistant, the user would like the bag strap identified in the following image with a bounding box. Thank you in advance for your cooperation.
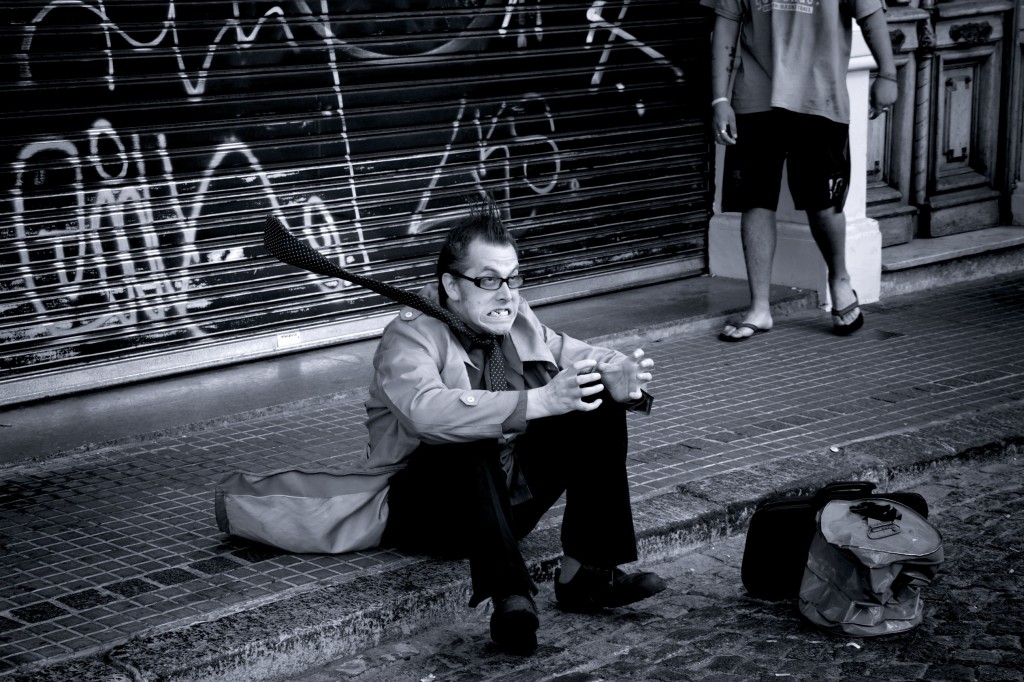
[815,481,876,500]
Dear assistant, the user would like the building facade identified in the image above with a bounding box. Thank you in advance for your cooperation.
[868,0,1023,244]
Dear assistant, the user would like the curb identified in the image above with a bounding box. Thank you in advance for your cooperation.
[19,401,1022,682]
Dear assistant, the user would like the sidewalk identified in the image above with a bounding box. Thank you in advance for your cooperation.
[2,272,1024,681]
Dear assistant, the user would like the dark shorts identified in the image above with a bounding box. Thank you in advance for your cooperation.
[721,109,850,213]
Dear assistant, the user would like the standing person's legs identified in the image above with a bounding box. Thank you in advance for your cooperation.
[805,206,860,325]
[733,207,777,330]
[719,111,786,341]
[789,112,863,333]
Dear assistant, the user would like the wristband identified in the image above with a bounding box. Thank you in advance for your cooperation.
[711,97,730,107]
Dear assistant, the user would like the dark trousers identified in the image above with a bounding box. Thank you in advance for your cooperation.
[383,395,638,605]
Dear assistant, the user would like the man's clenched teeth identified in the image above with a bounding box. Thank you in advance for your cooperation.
[488,309,511,318]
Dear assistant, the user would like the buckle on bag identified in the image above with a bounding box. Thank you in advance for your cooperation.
[850,500,902,522]
[850,500,904,539]
[866,521,902,539]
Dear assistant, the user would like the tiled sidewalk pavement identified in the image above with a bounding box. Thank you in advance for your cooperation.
[2,273,1023,677]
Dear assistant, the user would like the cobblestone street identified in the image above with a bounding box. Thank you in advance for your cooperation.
[288,453,1024,682]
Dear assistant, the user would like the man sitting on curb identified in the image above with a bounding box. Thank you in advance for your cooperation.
[364,199,665,654]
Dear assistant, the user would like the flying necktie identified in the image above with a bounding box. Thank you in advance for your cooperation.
[263,214,508,388]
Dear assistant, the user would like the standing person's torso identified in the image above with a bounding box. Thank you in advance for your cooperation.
[718,0,879,124]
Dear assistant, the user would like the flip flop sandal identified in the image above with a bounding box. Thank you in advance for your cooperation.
[832,292,864,336]
[718,322,771,343]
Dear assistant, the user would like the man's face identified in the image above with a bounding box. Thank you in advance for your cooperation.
[442,239,521,336]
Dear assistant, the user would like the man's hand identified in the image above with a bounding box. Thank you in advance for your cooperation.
[597,348,654,403]
[526,359,605,419]
[859,8,898,121]
[713,101,738,145]
[710,13,740,146]
[869,76,898,119]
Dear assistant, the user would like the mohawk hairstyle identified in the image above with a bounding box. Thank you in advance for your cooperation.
[436,195,519,305]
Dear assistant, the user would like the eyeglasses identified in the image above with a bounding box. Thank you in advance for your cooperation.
[450,272,525,290]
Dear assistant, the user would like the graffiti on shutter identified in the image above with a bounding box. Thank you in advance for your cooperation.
[2,0,711,399]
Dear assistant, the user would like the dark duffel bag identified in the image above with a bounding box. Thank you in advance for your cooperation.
[740,481,929,600]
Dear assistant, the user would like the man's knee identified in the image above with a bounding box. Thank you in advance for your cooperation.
[525,395,629,464]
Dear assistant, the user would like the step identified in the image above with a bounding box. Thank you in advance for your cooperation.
[881,225,1024,296]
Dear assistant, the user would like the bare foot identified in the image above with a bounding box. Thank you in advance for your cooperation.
[830,285,864,335]
[719,313,773,341]
[830,284,861,326]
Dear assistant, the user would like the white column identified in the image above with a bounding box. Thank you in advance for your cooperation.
[708,26,883,307]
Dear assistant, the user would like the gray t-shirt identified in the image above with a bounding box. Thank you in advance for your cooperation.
[703,0,885,123]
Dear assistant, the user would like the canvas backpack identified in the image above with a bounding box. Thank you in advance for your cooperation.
[798,498,944,636]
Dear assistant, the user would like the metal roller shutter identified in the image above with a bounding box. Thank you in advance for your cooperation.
[1,0,713,406]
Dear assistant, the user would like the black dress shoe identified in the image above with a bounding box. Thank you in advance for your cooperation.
[490,594,539,655]
[555,566,667,613]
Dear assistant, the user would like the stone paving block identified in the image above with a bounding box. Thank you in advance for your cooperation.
[104,578,159,599]
[55,590,117,611]
[147,568,201,586]
[8,603,68,625]
[677,438,726,452]
[872,387,930,403]
[749,419,797,433]
[38,627,78,646]
[188,556,244,575]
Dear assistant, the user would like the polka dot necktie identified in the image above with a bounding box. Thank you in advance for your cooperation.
[264,214,508,387]
[476,335,507,392]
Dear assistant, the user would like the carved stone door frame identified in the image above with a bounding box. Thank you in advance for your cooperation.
[867,0,1020,243]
